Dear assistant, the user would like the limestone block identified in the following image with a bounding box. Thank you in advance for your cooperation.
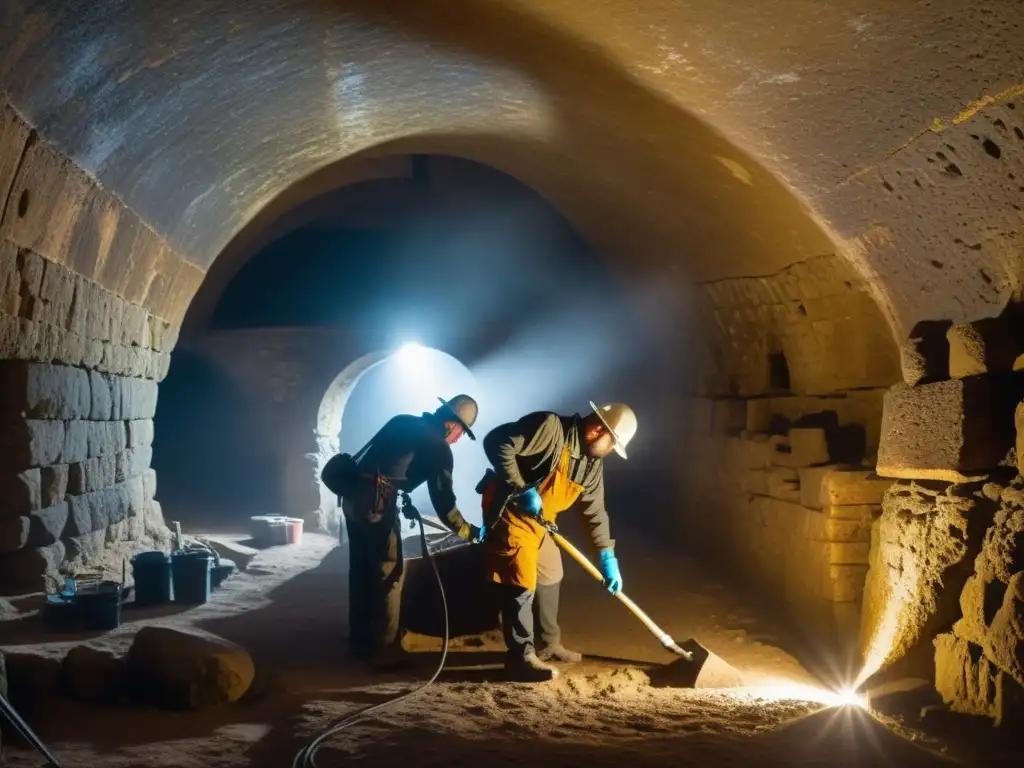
[0,514,30,552]
[0,541,65,592]
[742,469,770,496]
[798,465,840,509]
[774,427,830,468]
[821,469,892,506]
[128,419,155,448]
[61,646,126,705]
[1,239,20,316]
[1,137,90,264]
[767,466,800,502]
[121,303,148,348]
[901,320,951,386]
[0,362,87,420]
[86,284,113,342]
[68,457,111,495]
[711,399,746,435]
[62,419,89,464]
[948,318,1024,379]
[39,259,76,328]
[87,420,127,458]
[39,463,68,506]
[877,378,1021,482]
[987,571,1024,687]
[89,370,112,420]
[0,468,41,518]
[805,508,872,542]
[859,481,993,680]
[65,529,108,565]
[126,626,255,709]
[0,420,65,469]
[121,377,159,420]
[124,474,146,516]
[742,434,774,469]
[67,487,128,536]
[934,633,1024,725]
[1,102,34,221]
[746,398,773,433]
[142,468,157,502]
[28,503,68,546]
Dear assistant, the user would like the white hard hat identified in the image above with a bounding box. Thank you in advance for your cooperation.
[588,402,638,459]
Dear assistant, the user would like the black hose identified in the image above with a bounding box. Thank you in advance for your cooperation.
[292,510,450,768]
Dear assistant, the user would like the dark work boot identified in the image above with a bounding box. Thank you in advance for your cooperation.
[535,582,581,663]
[505,650,559,682]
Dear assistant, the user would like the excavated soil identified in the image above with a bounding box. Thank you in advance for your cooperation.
[0,529,963,767]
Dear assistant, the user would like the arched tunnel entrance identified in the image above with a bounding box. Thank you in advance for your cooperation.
[2,3,1024,763]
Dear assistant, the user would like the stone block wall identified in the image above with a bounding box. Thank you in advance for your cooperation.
[866,309,1024,724]
[681,395,891,655]
[0,97,194,593]
[696,254,900,397]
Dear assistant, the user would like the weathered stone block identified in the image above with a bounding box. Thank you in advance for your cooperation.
[743,434,774,469]
[897,321,950,387]
[813,469,891,507]
[38,463,67,506]
[0,420,65,469]
[948,318,1024,379]
[0,514,30,552]
[805,509,872,542]
[120,377,159,420]
[745,398,772,433]
[0,468,41,518]
[859,481,992,682]
[127,419,154,448]
[62,419,89,464]
[89,370,112,420]
[798,465,840,509]
[0,362,91,420]
[0,238,20,316]
[61,646,126,705]
[142,468,157,501]
[87,420,127,458]
[878,378,1021,482]
[0,541,65,592]
[28,503,68,546]
[69,458,99,495]
[39,259,76,329]
[774,427,830,467]
[987,571,1024,687]
[767,466,800,502]
[742,469,770,496]
[934,633,1024,725]
[1,102,34,221]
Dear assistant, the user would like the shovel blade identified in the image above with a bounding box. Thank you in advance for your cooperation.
[648,638,746,689]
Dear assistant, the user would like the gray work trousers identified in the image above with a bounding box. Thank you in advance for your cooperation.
[341,497,404,657]
[499,534,565,658]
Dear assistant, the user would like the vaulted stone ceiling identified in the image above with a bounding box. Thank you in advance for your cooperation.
[2,0,1021,337]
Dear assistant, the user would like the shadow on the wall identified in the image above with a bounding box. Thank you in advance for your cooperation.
[154,348,277,527]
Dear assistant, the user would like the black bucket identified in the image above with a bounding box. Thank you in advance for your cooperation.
[77,581,122,631]
[171,550,212,605]
[132,550,172,606]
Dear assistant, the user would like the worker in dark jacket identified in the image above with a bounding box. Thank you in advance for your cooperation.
[478,402,637,681]
[342,395,482,669]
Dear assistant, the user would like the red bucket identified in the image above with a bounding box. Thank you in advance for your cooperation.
[283,517,303,545]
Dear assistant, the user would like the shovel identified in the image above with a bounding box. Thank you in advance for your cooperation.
[544,524,745,689]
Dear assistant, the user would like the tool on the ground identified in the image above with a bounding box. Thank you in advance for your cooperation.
[0,692,62,766]
[542,521,744,689]
[292,492,451,768]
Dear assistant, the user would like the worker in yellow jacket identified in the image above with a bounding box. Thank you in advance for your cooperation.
[477,402,637,681]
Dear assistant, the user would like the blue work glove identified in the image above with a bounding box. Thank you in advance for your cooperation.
[516,487,543,517]
[598,548,623,595]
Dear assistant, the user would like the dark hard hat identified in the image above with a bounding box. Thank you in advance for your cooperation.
[436,394,478,440]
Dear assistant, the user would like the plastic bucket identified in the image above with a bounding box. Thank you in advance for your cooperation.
[132,550,172,606]
[171,550,213,605]
[284,517,303,545]
[78,581,122,631]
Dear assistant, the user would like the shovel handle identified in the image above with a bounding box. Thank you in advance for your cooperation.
[550,531,692,661]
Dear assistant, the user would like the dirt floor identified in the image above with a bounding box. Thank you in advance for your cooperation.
[0,526,1012,767]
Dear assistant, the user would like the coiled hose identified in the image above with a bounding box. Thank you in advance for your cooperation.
[291,506,450,768]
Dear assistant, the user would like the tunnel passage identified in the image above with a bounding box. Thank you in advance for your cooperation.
[1,0,1023,729]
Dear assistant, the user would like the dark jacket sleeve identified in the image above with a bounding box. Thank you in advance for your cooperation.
[574,463,614,552]
[483,412,563,490]
[426,444,471,536]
